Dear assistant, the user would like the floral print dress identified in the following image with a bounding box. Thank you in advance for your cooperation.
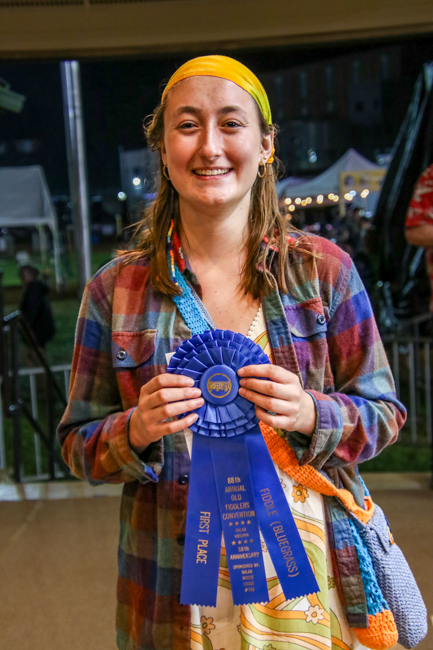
[186,310,367,650]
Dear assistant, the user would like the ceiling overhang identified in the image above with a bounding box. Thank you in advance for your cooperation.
[1,0,433,60]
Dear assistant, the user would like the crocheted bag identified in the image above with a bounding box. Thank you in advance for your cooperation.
[350,503,428,649]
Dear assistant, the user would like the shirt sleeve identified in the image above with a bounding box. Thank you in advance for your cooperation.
[57,277,164,485]
[405,165,433,228]
[290,260,407,470]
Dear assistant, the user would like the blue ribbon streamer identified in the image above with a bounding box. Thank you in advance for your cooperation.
[180,433,222,607]
[247,430,319,599]
[210,434,269,605]
[168,329,319,607]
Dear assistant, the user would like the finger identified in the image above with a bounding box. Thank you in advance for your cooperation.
[238,364,294,383]
[239,377,293,400]
[141,373,195,396]
[239,385,292,416]
[256,406,293,430]
[145,397,204,426]
[151,411,200,438]
[146,386,202,410]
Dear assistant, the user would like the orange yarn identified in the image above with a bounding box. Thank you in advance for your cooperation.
[354,612,399,650]
[259,422,375,524]
[259,423,399,650]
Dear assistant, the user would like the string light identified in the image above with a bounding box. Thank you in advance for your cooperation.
[301,199,307,206]
[284,197,292,205]
[361,189,370,198]
[289,204,295,212]
[306,197,312,204]
[344,193,352,201]
[295,197,301,205]
[317,195,323,204]
[333,195,339,202]
[328,193,335,200]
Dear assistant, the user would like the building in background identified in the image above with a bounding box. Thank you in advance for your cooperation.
[260,43,426,176]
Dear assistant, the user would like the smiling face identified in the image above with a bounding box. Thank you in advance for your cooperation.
[160,76,273,217]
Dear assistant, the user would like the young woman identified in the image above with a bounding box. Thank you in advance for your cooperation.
[58,56,406,650]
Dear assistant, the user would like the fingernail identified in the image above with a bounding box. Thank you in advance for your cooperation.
[185,378,194,386]
[239,387,245,396]
[238,368,245,375]
[191,413,198,421]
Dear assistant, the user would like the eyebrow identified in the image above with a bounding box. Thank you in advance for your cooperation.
[174,104,248,118]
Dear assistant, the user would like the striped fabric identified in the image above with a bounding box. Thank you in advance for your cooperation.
[57,234,406,650]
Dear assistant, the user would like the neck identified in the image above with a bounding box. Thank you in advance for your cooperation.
[178,194,250,265]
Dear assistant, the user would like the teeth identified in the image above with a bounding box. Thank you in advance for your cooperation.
[194,169,230,176]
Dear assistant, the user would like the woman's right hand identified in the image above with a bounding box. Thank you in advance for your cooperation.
[128,374,204,454]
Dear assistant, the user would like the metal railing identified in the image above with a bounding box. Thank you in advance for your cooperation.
[0,364,72,480]
[384,337,433,455]
[0,310,69,482]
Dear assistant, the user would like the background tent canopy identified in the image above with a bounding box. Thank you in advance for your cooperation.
[0,165,61,285]
[0,166,57,227]
[277,148,382,200]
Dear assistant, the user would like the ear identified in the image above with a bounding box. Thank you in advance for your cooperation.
[260,130,274,164]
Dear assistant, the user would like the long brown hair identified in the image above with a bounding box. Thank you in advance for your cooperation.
[124,97,314,299]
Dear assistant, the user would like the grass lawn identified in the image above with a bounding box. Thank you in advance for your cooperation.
[0,246,116,288]
[46,299,80,366]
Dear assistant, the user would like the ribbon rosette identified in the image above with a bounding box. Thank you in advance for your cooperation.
[168,329,318,607]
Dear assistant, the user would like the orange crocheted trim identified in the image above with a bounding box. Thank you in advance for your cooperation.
[354,611,398,650]
[259,422,374,524]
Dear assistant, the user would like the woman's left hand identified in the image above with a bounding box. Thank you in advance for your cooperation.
[238,365,316,436]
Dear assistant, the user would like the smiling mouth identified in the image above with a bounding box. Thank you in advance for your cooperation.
[193,168,232,177]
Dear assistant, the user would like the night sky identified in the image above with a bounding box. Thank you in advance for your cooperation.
[0,38,431,196]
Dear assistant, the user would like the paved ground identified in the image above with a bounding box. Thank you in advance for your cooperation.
[0,477,431,650]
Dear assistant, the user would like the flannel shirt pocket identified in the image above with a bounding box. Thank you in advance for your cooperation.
[112,329,157,368]
[285,297,328,339]
[112,329,158,409]
[285,298,333,392]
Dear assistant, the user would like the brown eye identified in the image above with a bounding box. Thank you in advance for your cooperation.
[178,121,196,130]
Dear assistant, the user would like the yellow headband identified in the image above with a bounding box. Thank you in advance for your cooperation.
[161,55,274,164]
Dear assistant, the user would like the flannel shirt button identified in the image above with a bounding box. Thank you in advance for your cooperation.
[177,533,185,546]
[116,350,127,361]
[178,474,189,485]
[317,315,326,325]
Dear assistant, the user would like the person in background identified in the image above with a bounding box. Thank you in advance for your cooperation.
[405,164,433,311]
[19,263,55,350]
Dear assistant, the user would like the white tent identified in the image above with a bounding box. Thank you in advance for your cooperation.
[276,149,384,212]
[0,166,61,286]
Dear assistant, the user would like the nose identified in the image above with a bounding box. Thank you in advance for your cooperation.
[198,123,221,161]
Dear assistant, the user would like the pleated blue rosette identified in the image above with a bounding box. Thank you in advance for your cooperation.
[167,329,269,437]
[168,329,319,608]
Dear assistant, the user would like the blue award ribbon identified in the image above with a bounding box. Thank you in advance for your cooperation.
[167,329,319,607]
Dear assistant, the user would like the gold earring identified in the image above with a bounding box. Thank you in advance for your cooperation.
[163,165,171,181]
[257,162,266,178]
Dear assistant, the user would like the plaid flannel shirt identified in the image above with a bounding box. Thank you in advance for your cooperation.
[57,235,406,650]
